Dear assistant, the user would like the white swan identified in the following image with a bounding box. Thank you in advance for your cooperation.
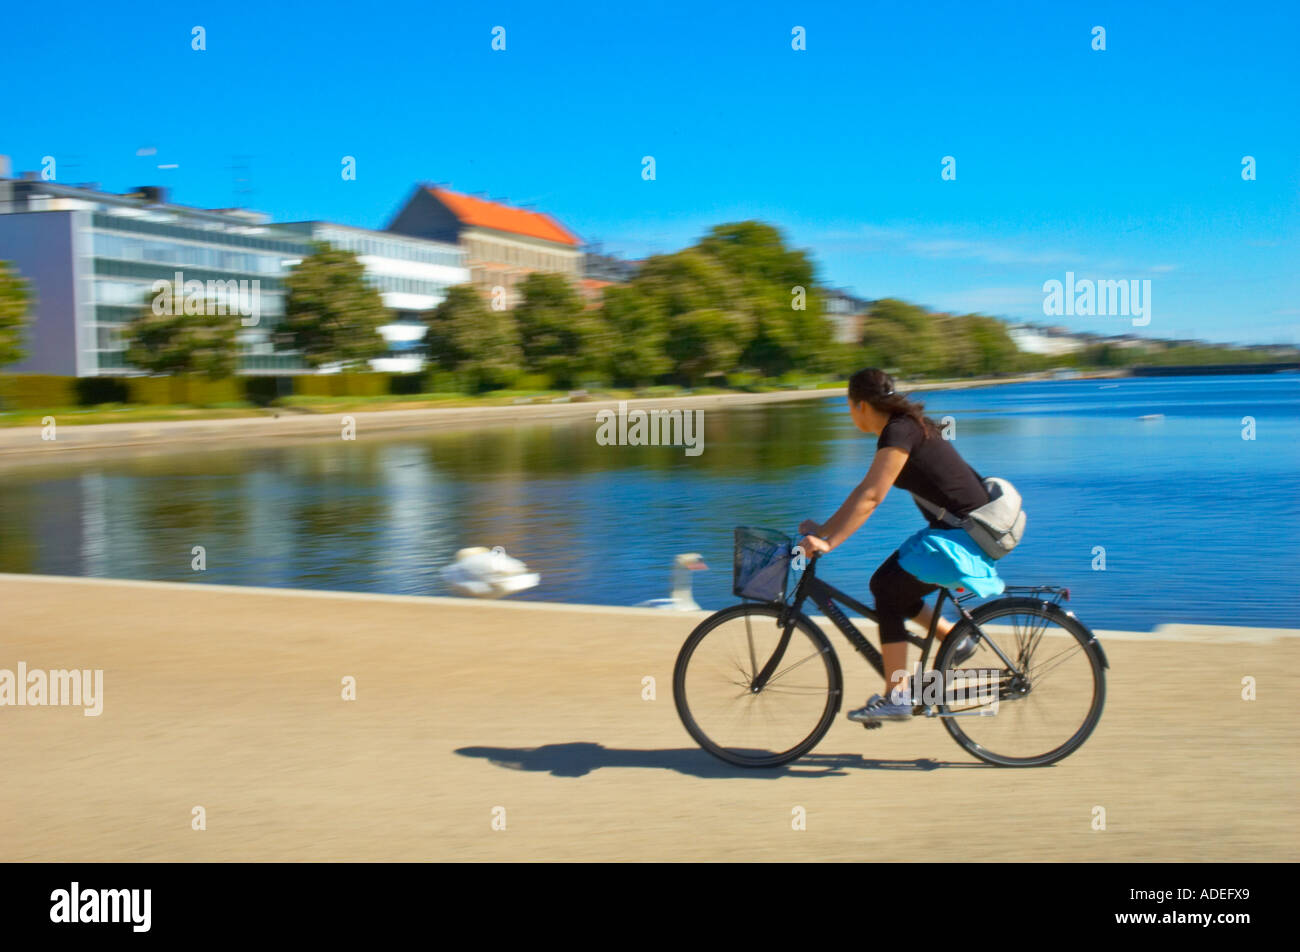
[441,547,540,598]
[637,553,708,611]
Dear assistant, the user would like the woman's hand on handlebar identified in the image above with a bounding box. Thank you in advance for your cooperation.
[798,533,831,557]
[798,519,823,537]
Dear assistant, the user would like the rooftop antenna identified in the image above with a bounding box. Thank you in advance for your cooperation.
[60,153,85,184]
[229,154,253,208]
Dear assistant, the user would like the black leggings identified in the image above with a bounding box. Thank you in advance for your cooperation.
[870,550,939,644]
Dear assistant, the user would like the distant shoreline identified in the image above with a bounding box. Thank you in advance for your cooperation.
[0,370,1126,468]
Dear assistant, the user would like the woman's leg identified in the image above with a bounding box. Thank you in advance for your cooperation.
[870,551,940,698]
[880,641,912,699]
[884,604,956,697]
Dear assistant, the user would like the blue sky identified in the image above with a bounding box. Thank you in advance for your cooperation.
[3,0,1297,345]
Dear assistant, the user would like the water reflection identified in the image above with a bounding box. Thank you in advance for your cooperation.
[1,377,1297,630]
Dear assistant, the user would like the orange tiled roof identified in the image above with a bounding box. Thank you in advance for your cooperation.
[428,187,580,247]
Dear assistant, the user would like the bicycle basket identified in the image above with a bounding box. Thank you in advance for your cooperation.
[733,527,795,602]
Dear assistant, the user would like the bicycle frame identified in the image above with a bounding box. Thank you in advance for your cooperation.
[751,554,1069,694]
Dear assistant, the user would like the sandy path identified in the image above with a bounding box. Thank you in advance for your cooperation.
[0,574,1293,861]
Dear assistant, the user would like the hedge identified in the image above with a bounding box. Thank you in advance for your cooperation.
[127,376,241,406]
[0,374,78,410]
[292,372,391,398]
[0,371,440,410]
[0,373,271,409]
[512,372,553,392]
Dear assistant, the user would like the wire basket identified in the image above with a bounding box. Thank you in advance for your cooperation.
[733,527,795,603]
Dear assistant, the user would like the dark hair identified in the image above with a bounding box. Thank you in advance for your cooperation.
[847,368,940,438]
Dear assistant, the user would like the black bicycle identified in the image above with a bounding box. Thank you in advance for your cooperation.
[673,527,1108,768]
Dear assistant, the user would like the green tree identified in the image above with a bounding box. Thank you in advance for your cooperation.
[633,248,746,316]
[514,272,603,388]
[599,284,671,386]
[665,307,748,386]
[781,290,838,374]
[123,296,240,377]
[626,249,755,383]
[0,260,33,369]
[961,314,1021,375]
[281,243,389,369]
[859,302,1032,378]
[932,313,979,377]
[697,221,813,289]
[625,224,838,380]
[697,221,835,376]
[424,284,520,391]
[858,298,945,376]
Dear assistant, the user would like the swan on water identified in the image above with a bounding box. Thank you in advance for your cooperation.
[637,553,708,611]
[441,547,540,598]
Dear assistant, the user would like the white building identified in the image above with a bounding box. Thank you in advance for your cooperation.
[280,222,469,373]
[823,288,871,344]
[1007,323,1086,356]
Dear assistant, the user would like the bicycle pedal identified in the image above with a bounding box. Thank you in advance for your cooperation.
[861,719,883,730]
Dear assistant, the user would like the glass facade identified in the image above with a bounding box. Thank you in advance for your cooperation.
[93,229,287,275]
[85,213,314,374]
[368,274,457,298]
[308,225,464,269]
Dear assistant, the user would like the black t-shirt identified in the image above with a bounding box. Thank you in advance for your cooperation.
[877,414,989,528]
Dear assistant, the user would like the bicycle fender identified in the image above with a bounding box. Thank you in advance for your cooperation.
[1056,605,1109,669]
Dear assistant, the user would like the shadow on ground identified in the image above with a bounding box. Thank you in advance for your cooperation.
[455,742,991,778]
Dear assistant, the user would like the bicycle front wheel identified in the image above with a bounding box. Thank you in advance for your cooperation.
[934,597,1106,767]
[673,604,842,768]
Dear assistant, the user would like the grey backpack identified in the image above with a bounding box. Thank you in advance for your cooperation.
[911,475,1026,562]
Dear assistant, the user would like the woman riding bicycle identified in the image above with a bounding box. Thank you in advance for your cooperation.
[798,368,1005,724]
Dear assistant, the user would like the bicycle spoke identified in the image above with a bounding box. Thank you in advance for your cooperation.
[767,650,822,686]
[1025,644,1086,685]
[726,654,753,686]
[760,683,834,696]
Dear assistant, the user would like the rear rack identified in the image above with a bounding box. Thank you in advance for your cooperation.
[1003,585,1071,605]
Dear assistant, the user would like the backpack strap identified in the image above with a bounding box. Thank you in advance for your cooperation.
[911,492,965,528]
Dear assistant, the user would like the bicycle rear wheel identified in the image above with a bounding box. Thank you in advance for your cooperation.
[673,604,842,768]
[934,597,1106,766]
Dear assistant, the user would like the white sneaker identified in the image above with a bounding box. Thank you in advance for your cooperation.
[846,688,914,723]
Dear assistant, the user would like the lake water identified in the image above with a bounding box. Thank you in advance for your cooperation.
[1,374,1296,630]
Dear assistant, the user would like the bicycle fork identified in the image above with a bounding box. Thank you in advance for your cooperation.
[749,607,799,693]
